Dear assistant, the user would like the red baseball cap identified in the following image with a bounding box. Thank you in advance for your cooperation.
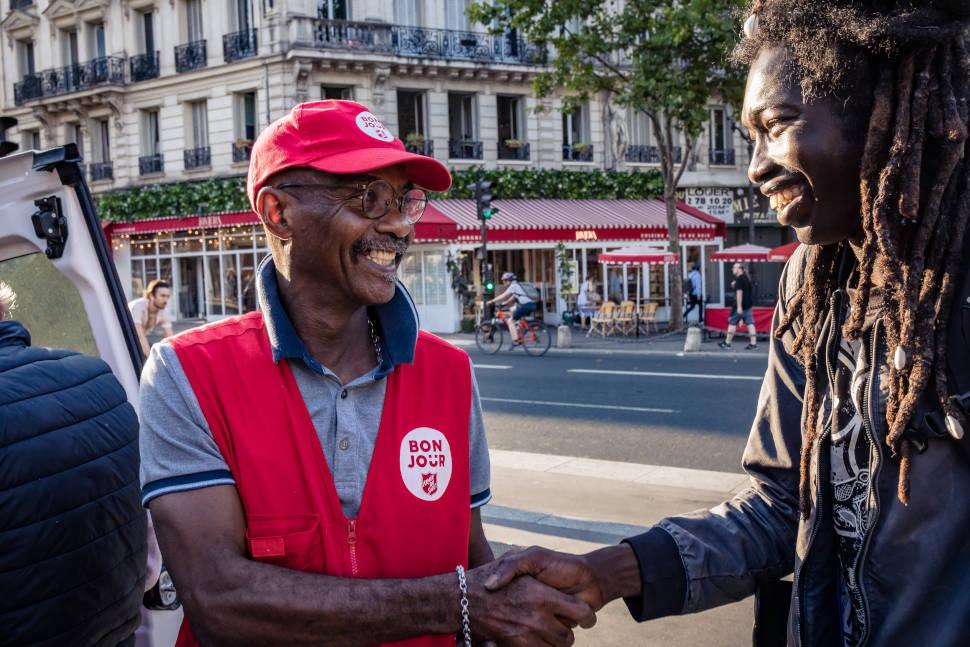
[246,100,452,212]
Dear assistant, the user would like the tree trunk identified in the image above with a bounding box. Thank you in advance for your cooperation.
[664,185,684,331]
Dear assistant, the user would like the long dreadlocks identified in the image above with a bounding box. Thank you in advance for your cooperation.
[736,0,970,513]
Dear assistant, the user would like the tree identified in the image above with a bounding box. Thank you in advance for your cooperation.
[469,0,746,329]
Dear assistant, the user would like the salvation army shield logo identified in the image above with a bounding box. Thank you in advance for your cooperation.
[400,427,452,502]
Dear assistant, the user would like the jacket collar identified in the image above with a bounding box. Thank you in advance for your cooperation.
[0,320,30,349]
[255,256,418,378]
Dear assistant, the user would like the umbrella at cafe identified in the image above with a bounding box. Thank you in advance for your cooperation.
[597,246,678,310]
[768,241,801,262]
[710,243,773,263]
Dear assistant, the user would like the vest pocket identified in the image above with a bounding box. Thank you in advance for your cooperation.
[245,513,325,573]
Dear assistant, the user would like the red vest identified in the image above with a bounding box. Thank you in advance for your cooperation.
[170,312,471,646]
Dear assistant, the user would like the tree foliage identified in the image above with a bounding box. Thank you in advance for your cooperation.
[469,0,747,328]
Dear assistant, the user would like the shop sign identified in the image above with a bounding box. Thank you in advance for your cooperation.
[678,187,735,223]
[575,230,598,241]
[198,215,223,228]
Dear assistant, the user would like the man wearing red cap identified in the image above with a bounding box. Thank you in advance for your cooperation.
[140,100,594,646]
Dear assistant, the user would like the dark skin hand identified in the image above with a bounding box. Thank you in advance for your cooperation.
[151,486,595,646]
[742,46,867,247]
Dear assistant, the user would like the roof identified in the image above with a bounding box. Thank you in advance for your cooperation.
[711,244,774,262]
[432,199,726,243]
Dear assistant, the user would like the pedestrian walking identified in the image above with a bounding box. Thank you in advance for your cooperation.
[477,3,970,646]
[576,275,601,329]
[683,263,704,324]
[719,262,757,349]
[128,279,173,358]
[140,100,593,646]
[0,281,147,647]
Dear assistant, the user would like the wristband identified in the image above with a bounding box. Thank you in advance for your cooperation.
[456,565,472,647]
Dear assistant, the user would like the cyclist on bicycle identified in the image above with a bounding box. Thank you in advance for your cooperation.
[486,272,535,346]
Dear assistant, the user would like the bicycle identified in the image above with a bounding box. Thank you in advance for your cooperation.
[475,308,552,356]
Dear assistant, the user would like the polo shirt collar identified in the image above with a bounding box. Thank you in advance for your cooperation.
[255,256,418,377]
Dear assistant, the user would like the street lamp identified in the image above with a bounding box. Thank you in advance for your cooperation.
[731,122,757,244]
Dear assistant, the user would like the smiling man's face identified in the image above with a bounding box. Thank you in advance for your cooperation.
[742,46,867,246]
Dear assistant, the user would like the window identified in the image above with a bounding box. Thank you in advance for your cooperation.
[561,104,588,147]
[497,95,524,141]
[628,110,652,147]
[186,0,204,41]
[17,40,35,78]
[233,0,254,31]
[89,22,106,59]
[62,29,80,67]
[448,92,477,140]
[709,107,734,165]
[446,0,474,31]
[399,251,448,306]
[397,90,427,138]
[394,0,421,26]
[316,0,347,20]
[140,11,156,54]
[142,109,160,156]
[235,92,257,140]
[94,119,110,162]
[21,130,40,151]
[67,124,84,159]
[321,85,353,100]
[189,101,209,148]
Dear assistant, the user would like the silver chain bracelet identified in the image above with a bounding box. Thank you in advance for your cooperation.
[456,565,472,647]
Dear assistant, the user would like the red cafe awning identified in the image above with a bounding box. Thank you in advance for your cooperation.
[598,247,678,265]
[431,199,726,243]
[768,241,801,262]
[102,207,459,243]
[711,243,774,262]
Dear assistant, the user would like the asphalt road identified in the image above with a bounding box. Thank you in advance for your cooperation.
[469,347,769,474]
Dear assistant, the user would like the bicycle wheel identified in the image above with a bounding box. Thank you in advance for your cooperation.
[521,322,552,356]
[475,322,503,354]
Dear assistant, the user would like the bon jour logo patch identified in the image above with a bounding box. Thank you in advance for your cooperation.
[355,111,394,142]
[400,427,452,502]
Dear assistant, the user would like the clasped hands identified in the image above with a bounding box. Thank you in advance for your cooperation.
[466,546,613,647]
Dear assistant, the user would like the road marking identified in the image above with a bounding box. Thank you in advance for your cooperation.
[473,364,513,370]
[568,368,763,381]
[480,397,675,414]
[490,449,749,494]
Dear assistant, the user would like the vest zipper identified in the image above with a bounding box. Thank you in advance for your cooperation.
[347,519,359,576]
[853,319,882,646]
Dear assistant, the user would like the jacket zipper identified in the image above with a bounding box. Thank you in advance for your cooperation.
[347,519,359,576]
[853,320,883,646]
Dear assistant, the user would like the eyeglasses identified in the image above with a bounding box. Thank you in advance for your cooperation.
[276,180,428,225]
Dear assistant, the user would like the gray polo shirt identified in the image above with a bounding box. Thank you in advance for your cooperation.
[140,258,491,518]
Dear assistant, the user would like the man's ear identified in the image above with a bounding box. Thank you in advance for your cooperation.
[257,187,292,241]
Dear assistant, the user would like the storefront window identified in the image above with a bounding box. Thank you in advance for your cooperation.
[422,252,448,306]
[400,252,423,305]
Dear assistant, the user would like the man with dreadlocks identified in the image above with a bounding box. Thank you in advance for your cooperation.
[479,1,970,645]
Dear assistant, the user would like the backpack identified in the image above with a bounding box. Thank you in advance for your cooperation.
[682,276,694,296]
[517,281,541,302]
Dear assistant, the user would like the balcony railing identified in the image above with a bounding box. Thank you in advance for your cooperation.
[498,140,530,161]
[562,144,593,162]
[224,29,258,63]
[709,148,736,166]
[13,56,126,105]
[291,19,545,65]
[448,139,483,160]
[175,40,207,73]
[184,147,211,169]
[9,0,33,11]
[130,52,160,82]
[624,145,683,165]
[139,154,164,176]
[404,139,433,157]
[89,161,113,182]
[232,140,253,163]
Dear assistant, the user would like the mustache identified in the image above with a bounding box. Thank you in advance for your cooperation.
[351,236,409,259]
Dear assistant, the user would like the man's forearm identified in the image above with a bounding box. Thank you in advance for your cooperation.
[190,558,462,646]
[585,544,642,604]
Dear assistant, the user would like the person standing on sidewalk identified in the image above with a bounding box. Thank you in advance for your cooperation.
[140,100,593,647]
[128,279,173,358]
[683,263,704,324]
[720,262,757,350]
[479,2,970,646]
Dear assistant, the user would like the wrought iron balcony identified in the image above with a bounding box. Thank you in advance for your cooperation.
[224,29,258,63]
[13,57,126,105]
[175,40,207,73]
[130,52,160,82]
[708,148,736,166]
[232,140,253,163]
[292,19,545,65]
[448,139,483,160]
[9,0,33,11]
[184,147,211,169]
[624,144,683,165]
[404,139,434,157]
[562,144,593,162]
[498,140,530,161]
[90,161,113,182]
[139,154,164,176]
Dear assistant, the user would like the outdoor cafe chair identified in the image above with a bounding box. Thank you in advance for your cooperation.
[616,301,637,335]
[639,302,659,335]
[588,302,617,338]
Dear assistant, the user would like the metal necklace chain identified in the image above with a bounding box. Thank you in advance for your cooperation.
[367,317,383,367]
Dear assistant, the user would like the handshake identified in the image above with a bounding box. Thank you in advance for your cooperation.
[463,544,640,646]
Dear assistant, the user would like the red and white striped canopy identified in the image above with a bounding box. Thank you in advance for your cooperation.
[710,244,773,262]
[597,247,679,265]
[768,241,801,262]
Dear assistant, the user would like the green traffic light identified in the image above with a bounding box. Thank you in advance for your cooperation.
[482,208,494,219]
[485,281,494,291]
